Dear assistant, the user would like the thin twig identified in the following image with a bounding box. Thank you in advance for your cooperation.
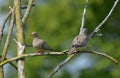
[21,3,35,9]
[0,6,14,78]
[22,0,33,23]
[0,11,12,43]
[79,50,118,63]
[80,0,88,34]
[1,6,15,62]
[88,0,119,39]
[47,54,75,78]
[0,55,17,70]
[8,61,17,70]
[25,44,33,47]
[0,2,34,43]
[5,57,17,70]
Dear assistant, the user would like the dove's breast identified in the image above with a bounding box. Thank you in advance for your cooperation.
[33,38,44,49]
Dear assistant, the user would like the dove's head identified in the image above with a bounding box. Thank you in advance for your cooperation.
[32,32,39,37]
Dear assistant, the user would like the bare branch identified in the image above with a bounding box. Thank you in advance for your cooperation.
[14,0,26,78]
[0,55,17,70]
[88,0,119,39]
[8,61,17,70]
[21,3,35,9]
[0,2,34,43]
[1,6,15,62]
[79,50,118,63]
[25,44,33,47]
[0,11,11,43]
[80,0,88,34]
[0,50,117,68]
[47,49,118,78]
[22,0,34,23]
[0,6,14,78]
[47,54,75,78]
[0,51,66,66]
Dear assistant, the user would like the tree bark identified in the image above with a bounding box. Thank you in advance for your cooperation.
[14,0,26,78]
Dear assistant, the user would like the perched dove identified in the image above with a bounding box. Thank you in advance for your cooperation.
[32,32,53,52]
[67,28,88,56]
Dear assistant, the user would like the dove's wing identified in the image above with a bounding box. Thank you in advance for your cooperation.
[41,41,53,51]
[72,34,87,48]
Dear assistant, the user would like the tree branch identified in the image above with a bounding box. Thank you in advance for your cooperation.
[1,6,15,62]
[0,3,34,43]
[0,55,17,70]
[21,3,35,9]
[46,49,118,78]
[0,50,117,67]
[88,0,119,39]
[80,0,88,34]
[7,60,17,70]
[14,0,26,78]
[47,54,75,78]
[0,51,66,66]
[79,50,118,63]
[0,11,11,43]
[0,6,15,78]
[22,0,34,23]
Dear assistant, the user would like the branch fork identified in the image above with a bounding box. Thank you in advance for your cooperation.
[14,39,25,55]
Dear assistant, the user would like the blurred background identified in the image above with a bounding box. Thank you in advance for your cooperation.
[0,0,120,78]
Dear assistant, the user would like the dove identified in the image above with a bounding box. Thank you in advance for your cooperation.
[32,32,53,52]
[67,28,88,56]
